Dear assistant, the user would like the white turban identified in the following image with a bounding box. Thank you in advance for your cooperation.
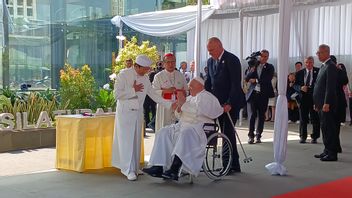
[135,54,152,67]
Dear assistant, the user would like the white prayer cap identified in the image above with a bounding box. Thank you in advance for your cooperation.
[135,54,152,67]
[192,76,205,86]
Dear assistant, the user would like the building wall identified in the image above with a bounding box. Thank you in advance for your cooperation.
[0,0,190,89]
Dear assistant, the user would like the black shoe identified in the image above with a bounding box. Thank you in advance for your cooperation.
[320,155,337,162]
[299,139,306,144]
[142,166,163,178]
[311,139,317,144]
[255,139,262,144]
[248,138,254,144]
[314,153,327,158]
[161,169,179,181]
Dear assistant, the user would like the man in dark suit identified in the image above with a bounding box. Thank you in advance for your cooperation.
[294,56,320,144]
[245,50,275,144]
[330,57,348,153]
[313,44,339,161]
[205,37,246,173]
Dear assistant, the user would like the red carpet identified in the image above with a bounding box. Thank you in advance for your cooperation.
[273,177,352,198]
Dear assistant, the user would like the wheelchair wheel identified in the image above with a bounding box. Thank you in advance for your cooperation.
[203,132,233,180]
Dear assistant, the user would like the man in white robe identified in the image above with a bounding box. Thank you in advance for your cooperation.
[112,55,175,181]
[143,77,224,181]
[152,53,188,133]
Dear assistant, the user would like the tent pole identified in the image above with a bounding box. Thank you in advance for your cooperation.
[118,20,123,51]
[194,0,202,77]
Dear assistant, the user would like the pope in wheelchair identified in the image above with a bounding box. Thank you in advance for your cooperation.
[143,77,225,181]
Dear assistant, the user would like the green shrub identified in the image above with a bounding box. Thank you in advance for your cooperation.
[59,64,96,110]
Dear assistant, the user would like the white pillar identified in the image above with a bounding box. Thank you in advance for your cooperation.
[265,0,293,176]
[194,0,202,77]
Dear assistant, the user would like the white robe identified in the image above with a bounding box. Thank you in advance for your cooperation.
[112,67,172,176]
[152,70,188,133]
[148,90,223,176]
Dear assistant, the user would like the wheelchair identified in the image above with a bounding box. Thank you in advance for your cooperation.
[202,122,233,180]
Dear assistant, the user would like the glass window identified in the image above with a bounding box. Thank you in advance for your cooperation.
[17,7,24,15]
[27,0,33,6]
[9,7,14,15]
[17,0,23,6]
[27,8,33,16]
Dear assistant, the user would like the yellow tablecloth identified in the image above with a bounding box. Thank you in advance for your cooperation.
[56,114,144,172]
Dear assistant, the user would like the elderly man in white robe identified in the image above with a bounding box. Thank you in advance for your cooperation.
[112,54,176,181]
[143,77,224,181]
[152,53,188,133]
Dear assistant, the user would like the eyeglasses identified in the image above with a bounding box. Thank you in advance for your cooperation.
[164,60,176,63]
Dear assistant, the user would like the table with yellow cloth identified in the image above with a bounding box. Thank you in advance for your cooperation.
[56,114,144,172]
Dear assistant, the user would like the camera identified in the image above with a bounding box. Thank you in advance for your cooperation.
[246,51,261,68]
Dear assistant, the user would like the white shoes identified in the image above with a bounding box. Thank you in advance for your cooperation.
[127,172,137,181]
[137,169,144,175]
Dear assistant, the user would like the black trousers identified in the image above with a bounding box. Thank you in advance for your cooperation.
[218,110,240,170]
[299,95,320,140]
[143,96,156,126]
[248,92,269,139]
[319,110,339,156]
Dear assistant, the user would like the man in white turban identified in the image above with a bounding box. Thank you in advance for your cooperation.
[112,54,176,181]
[143,77,224,181]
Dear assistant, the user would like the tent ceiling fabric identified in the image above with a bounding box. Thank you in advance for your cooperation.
[212,0,345,10]
[111,6,215,37]
[111,0,349,37]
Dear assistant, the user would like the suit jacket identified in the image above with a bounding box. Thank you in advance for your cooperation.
[336,67,349,117]
[313,59,338,109]
[294,67,319,101]
[245,63,275,100]
[204,50,246,117]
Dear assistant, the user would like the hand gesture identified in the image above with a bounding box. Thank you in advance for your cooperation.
[223,104,232,113]
[301,86,308,93]
[322,104,330,112]
[133,80,144,92]
[176,91,186,107]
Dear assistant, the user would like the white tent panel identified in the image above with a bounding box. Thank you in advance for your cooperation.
[111,6,215,37]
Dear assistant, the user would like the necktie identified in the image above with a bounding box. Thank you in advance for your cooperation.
[257,65,263,78]
[214,59,219,71]
[305,71,311,86]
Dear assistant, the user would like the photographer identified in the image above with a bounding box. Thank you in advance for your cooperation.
[245,49,275,144]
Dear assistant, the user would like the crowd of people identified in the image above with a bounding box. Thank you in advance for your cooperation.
[111,38,351,181]
[243,44,351,162]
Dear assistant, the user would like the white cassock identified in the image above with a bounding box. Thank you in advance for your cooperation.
[148,90,223,176]
[152,70,188,133]
[112,67,172,177]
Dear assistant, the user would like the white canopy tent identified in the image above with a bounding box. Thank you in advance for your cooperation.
[111,0,352,175]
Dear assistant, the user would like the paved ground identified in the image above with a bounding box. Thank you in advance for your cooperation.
[0,121,351,198]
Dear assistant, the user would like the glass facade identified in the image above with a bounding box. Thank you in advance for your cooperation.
[1,0,189,90]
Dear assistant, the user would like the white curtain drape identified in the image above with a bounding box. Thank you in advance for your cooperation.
[110,6,215,37]
[186,2,352,75]
[187,18,241,65]
[265,0,292,176]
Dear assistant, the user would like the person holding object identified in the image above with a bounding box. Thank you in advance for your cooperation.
[143,77,224,181]
[112,54,176,181]
[245,49,275,144]
[205,37,246,174]
[152,53,188,133]
[313,44,339,161]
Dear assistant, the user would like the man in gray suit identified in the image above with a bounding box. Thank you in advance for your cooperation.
[313,44,339,161]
